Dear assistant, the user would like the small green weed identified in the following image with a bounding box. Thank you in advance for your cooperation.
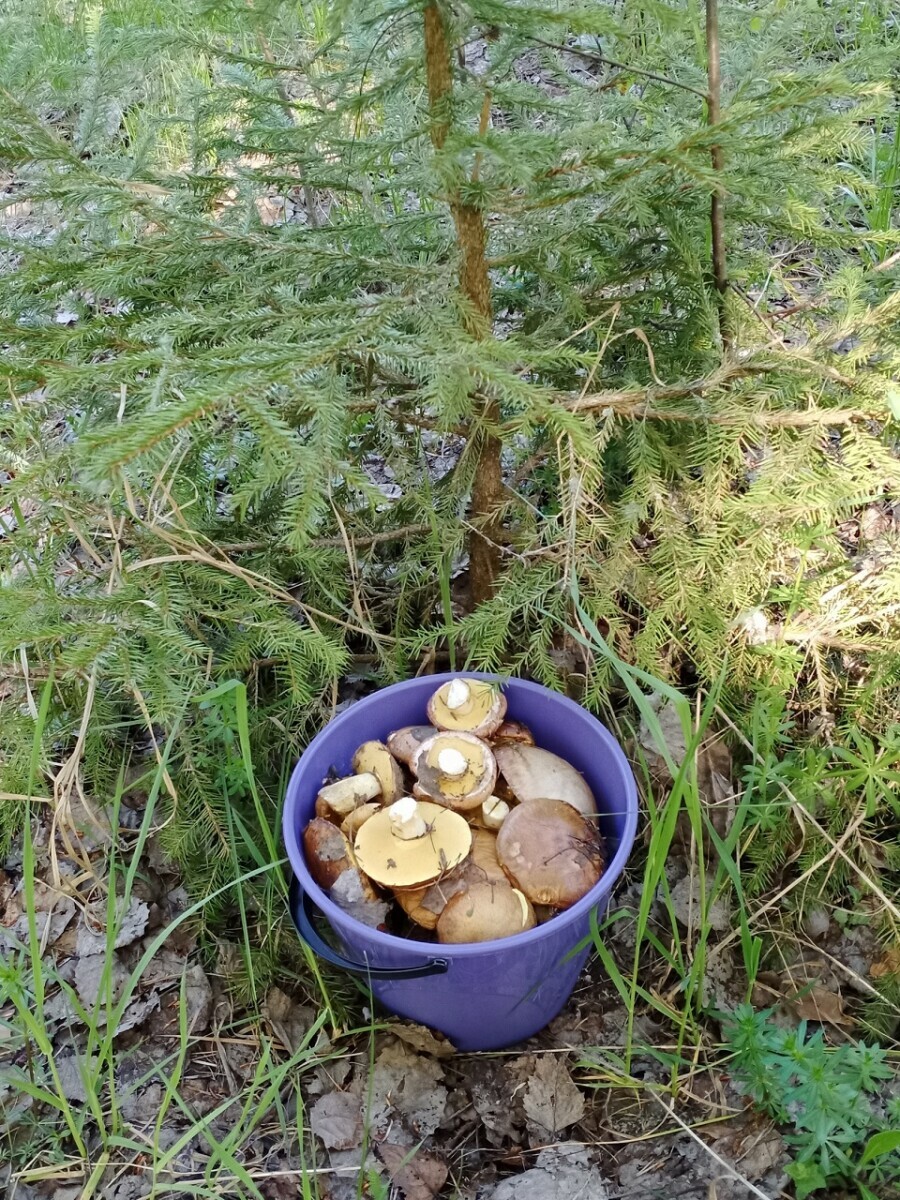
[724,1005,900,1199]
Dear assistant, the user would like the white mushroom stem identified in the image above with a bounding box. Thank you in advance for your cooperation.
[437,747,468,777]
[445,678,471,711]
[482,796,509,830]
[388,797,428,840]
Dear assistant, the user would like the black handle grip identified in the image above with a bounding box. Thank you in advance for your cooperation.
[289,877,449,981]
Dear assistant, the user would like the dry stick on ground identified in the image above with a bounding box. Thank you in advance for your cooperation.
[706,0,730,350]
[424,3,502,605]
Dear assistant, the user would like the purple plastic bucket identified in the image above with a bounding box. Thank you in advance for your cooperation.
[283,673,638,1051]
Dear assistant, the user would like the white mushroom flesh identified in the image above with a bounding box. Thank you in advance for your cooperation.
[317,772,381,816]
[388,796,428,840]
[437,747,468,777]
[482,795,509,830]
[445,678,471,711]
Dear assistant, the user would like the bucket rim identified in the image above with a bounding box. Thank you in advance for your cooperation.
[283,672,639,956]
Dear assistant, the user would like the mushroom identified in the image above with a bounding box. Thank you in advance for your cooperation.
[353,798,471,890]
[386,725,437,768]
[426,678,507,738]
[303,818,356,890]
[315,772,382,821]
[470,827,506,884]
[496,797,604,909]
[397,828,507,929]
[351,741,404,805]
[481,795,510,830]
[436,879,536,943]
[340,802,381,840]
[329,868,390,929]
[412,732,497,811]
[395,867,470,930]
[491,720,536,747]
[494,744,596,817]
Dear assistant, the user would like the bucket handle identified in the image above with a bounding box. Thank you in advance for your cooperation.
[289,878,450,981]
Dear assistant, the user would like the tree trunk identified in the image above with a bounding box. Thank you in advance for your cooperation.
[424,2,502,605]
[706,0,730,349]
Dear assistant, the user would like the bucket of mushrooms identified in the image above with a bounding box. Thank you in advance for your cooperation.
[282,674,638,1051]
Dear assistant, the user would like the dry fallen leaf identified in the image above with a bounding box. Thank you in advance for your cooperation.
[638,696,687,776]
[183,964,213,1033]
[0,880,76,949]
[263,986,315,1053]
[377,1142,448,1200]
[309,1091,363,1151]
[785,984,853,1027]
[491,1143,608,1200]
[74,952,128,1007]
[76,897,149,956]
[870,946,900,979]
[114,991,161,1035]
[55,1053,99,1103]
[367,1041,447,1137]
[385,1022,456,1059]
[522,1055,585,1134]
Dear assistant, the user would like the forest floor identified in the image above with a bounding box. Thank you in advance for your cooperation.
[2,691,895,1200]
[3,10,900,1198]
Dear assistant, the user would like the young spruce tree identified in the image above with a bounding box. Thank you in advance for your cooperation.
[1,0,899,909]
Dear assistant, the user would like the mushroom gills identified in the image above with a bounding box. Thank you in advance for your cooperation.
[351,741,404,805]
[340,802,381,840]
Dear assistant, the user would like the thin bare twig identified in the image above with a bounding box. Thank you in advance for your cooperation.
[532,38,708,100]
[218,523,432,554]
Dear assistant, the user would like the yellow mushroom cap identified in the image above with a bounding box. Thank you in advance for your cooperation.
[353,801,472,889]
[426,678,507,738]
[412,732,497,811]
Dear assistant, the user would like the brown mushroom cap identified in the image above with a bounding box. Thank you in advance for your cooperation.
[412,732,497,811]
[315,772,381,821]
[303,818,355,890]
[426,678,507,738]
[496,797,604,908]
[491,720,536,747]
[396,867,470,930]
[436,879,536,944]
[351,741,404,805]
[353,801,472,889]
[386,725,437,768]
[494,744,596,817]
